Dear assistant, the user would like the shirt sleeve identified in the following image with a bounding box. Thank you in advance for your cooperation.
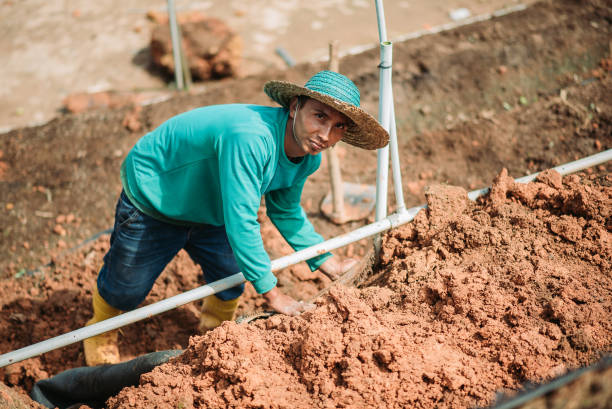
[218,133,277,294]
[264,180,333,272]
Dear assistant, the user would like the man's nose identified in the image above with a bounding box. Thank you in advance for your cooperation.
[318,124,332,142]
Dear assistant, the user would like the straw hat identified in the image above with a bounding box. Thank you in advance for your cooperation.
[264,70,389,150]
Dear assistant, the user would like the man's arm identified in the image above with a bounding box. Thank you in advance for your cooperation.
[265,183,357,279]
[265,181,333,270]
[217,133,313,315]
[218,133,277,293]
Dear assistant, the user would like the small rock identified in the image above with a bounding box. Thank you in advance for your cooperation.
[419,105,432,115]
[9,313,26,323]
[63,92,111,114]
[122,108,142,132]
[0,161,9,181]
[449,8,471,21]
[53,224,66,236]
[536,169,563,189]
[266,315,282,329]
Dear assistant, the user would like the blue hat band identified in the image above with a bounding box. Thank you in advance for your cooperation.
[304,70,361,108]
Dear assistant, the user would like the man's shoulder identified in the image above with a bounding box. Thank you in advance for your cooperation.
[193,103,283,119]
[202,104,285,133]
[217,104,286,144]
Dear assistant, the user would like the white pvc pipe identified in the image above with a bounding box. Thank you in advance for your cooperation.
[167,0,184,90]
[0,274,245,368]
[468,149,612,200]
[2,149,609,368]
[374,0,388,42]
[389,98,406,213]
[375,42,393,222]
[375,0,407,215]
[374,0,390,223]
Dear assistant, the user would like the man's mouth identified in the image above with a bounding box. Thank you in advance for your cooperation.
[310,140,324,151]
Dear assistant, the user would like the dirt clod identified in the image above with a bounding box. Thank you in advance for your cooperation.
[150,15,242,80]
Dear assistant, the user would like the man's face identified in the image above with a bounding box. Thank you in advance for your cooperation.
[288,97,350,156]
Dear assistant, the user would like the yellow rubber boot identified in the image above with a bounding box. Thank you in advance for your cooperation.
[199,295,240,333]
[83,288,122,366]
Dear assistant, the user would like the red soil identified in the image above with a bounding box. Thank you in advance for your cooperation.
[106,170,611,408]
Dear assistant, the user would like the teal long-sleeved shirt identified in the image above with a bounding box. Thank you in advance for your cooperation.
[120,104,332,294]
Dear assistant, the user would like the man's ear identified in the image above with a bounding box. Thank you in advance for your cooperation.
[288,97,298,118]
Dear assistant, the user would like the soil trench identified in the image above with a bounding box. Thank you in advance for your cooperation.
[0,0,611,407]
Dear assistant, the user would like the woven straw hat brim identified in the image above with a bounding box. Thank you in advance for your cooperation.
[264,81,389,150]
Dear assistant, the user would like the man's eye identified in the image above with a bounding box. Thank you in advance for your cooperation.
[315,113,325,119]
[336,123,345,129]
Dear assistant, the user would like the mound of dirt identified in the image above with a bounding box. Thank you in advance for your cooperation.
[150,13,242,80]
[106,170,611,409]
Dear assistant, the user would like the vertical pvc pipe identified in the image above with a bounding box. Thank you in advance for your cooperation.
[167,0,184,90]
[374,0,392,256]
[389,101,406,213]
[375,0,388,42]
[375,146,390,220]
[375,42,393,222]
[375,0,406,216]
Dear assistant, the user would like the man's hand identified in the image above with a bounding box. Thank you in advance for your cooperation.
[263,287,315,316]
[318,256,358,281]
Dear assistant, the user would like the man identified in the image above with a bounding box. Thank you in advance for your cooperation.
[83,70,389,366]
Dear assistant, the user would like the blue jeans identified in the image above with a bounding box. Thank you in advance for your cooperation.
[97,191,244,311]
